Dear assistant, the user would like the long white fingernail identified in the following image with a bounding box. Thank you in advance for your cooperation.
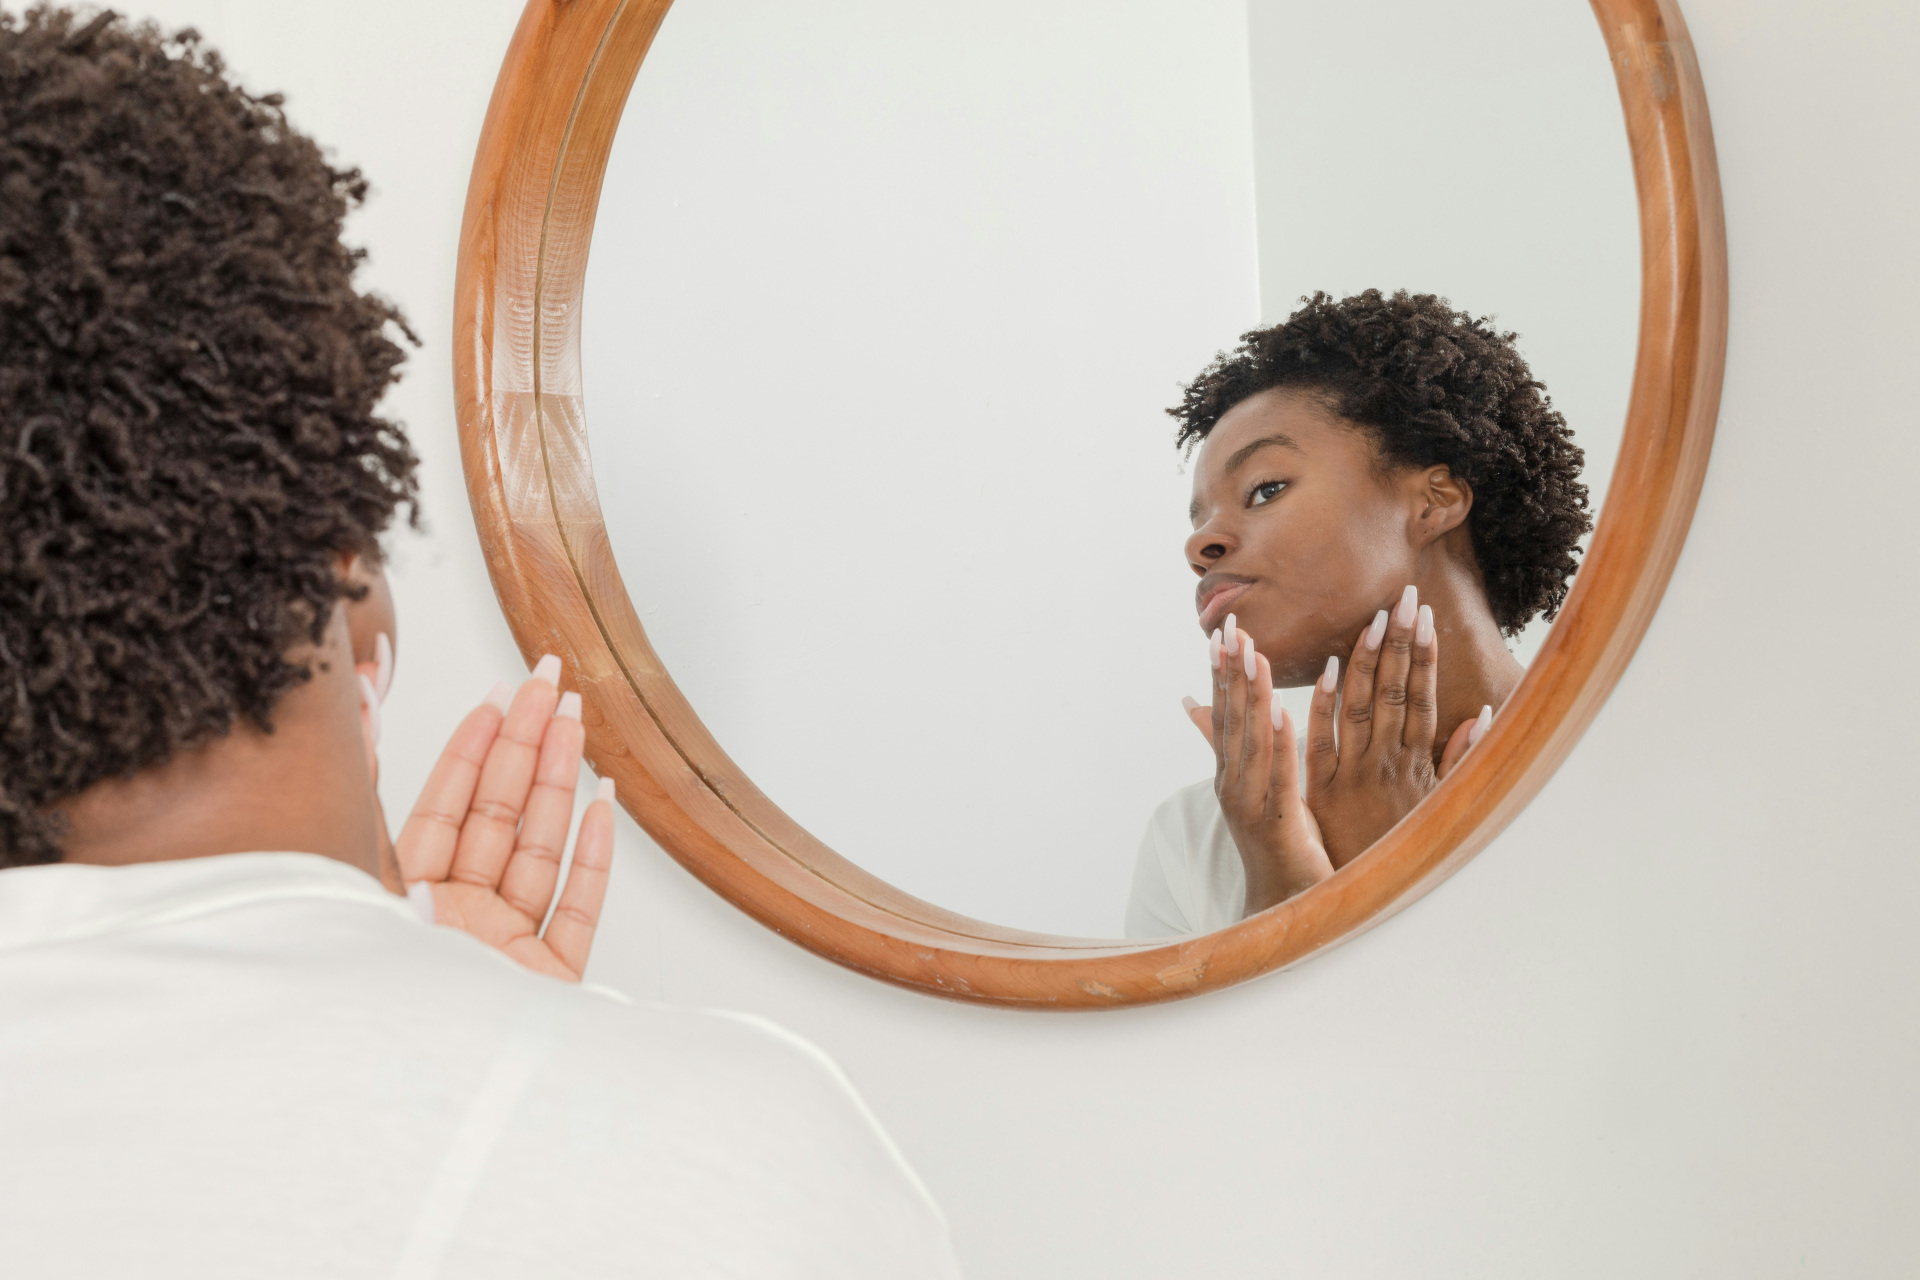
[373,632,394,703]
[1469,703,1492,746]
[1223,615,1239,656]
[1366,610,1389,650]
[1242,638,1257,680]
[532,654,562,686]
[483,680,513,714]
[596,776,615,805]
[1415,604,1434,646]
[406,880,435,926]
[1181,695,1201,715]
[1320,654,1339,692]
[1209,629,1224,669]
[556,691,582,721]
[357,673,382,748]
[1394,584,1418,629]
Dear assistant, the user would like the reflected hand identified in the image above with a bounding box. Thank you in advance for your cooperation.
[1208,615,1335,915]
[380,658,617,981]
[1302,586,1486,868]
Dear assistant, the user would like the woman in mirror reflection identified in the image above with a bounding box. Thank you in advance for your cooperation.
[1124,291,1591,938]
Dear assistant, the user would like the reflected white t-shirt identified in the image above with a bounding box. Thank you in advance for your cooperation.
[1123,778,1246,938]
[0,852,961,1280]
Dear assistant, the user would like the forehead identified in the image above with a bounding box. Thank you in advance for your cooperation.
[1193,388,1367,480]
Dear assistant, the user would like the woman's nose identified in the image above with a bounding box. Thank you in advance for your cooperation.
[1184,525,1232,573]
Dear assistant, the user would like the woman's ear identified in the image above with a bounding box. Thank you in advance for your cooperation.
[1411,466,1472,548]
[337,550,397,701]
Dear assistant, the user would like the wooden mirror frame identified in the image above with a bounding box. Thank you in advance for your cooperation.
[454,0,1726,1008]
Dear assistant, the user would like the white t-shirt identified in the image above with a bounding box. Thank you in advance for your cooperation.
[1123,778,1246,938]
[0,852,961,1280]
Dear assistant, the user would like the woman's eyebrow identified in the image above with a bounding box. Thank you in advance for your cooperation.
[1223,433,1301,474]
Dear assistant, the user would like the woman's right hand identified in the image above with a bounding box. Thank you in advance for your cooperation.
[1207,618,1336,916]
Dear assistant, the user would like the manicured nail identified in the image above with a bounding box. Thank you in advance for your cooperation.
[1242,638,1257,680]
[1181,695,1201,715]
[1394,584,1418,629]
[556,691,582,721]
[1365,610,1389,650]
[406,880,436,926]
[1271,700,1286,730]
[373,632,393,703]
[596,775,615,805]
[1415,604,1434,646]
[483,680,513,714]
[1209,629,1224,669]
[357,673,382,748]
[531,654,561,686]
[1223,615,1239,656]
[1469,703,1493,746]
[1320,654,1339,692]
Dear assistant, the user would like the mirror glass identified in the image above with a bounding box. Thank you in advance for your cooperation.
[581,0,1637,938]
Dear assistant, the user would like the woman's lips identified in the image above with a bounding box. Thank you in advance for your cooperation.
[1197,581,1252,633]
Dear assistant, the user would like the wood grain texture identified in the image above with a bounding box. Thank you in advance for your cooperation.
[454,0,1727,1007]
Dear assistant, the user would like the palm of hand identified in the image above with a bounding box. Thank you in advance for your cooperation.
[383,668,614,982]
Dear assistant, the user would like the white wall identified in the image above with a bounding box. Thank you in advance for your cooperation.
[117,1,1920,1275]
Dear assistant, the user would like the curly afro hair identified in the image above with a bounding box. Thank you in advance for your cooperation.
[0,6,420,868]
[1171,289,1591,637]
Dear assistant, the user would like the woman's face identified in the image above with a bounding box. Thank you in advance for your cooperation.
[1185,388,1425,687]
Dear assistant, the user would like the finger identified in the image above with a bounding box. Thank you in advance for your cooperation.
[497,695,587,924]
[543,777,617,980]
[394,684,511,883]
[1438,704,1492,779]
[1340,610,1388,755]
[1247,650,1277,818]
[1403,603,1440,755]
[1368,585,1420,754]
[1304,652,1341,801]
[1183,696,1215,747]
[1210,626,1234,777]
[1273,703,1305,814]
[448,656,563,889]
[1220,616,1253,784]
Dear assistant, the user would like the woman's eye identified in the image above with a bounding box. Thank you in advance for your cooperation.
[1250,480,1286,507]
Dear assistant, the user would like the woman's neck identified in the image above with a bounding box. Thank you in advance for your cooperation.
[1417,551,1526,746]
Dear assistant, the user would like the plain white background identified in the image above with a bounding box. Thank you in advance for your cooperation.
[105,0,1920,1274]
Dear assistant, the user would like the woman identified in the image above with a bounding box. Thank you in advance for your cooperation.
[1125,290,1592,937]
[0,12,959,1275]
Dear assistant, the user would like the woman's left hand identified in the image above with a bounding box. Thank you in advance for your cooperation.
[1208,619,1336,915]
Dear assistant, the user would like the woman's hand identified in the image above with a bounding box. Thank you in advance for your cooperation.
[371,656,617,982]
[1302,586,1484,868]
[1208,615,1335,915]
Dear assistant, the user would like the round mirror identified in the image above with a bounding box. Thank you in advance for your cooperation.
[456,0,1725,1004]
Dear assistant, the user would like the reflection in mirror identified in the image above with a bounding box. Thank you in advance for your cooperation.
[581,0,1636,938]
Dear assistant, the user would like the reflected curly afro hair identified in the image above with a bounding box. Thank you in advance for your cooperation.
[1171,289,1591,637]
[0,6,419,867]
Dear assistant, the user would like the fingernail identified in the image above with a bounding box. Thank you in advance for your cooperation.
[1394,584,1418,628]
[483,680,513,714]
[1242,638,1257,680]
[1181,695,1201,714]
[406,880,435,926]
[1415,604,1434,646]
[357,673,382,748]
[1209,629,1223,669]
[556,691,582,721]
[1365,610,1388,650]
[1469,703,1492,746]
[596,775,615,805]
[1320,654,1339,692]
[531,654,562,686]
[1271,700,1285,730]
[1223,615,1239,656]
[373,632,394,703]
